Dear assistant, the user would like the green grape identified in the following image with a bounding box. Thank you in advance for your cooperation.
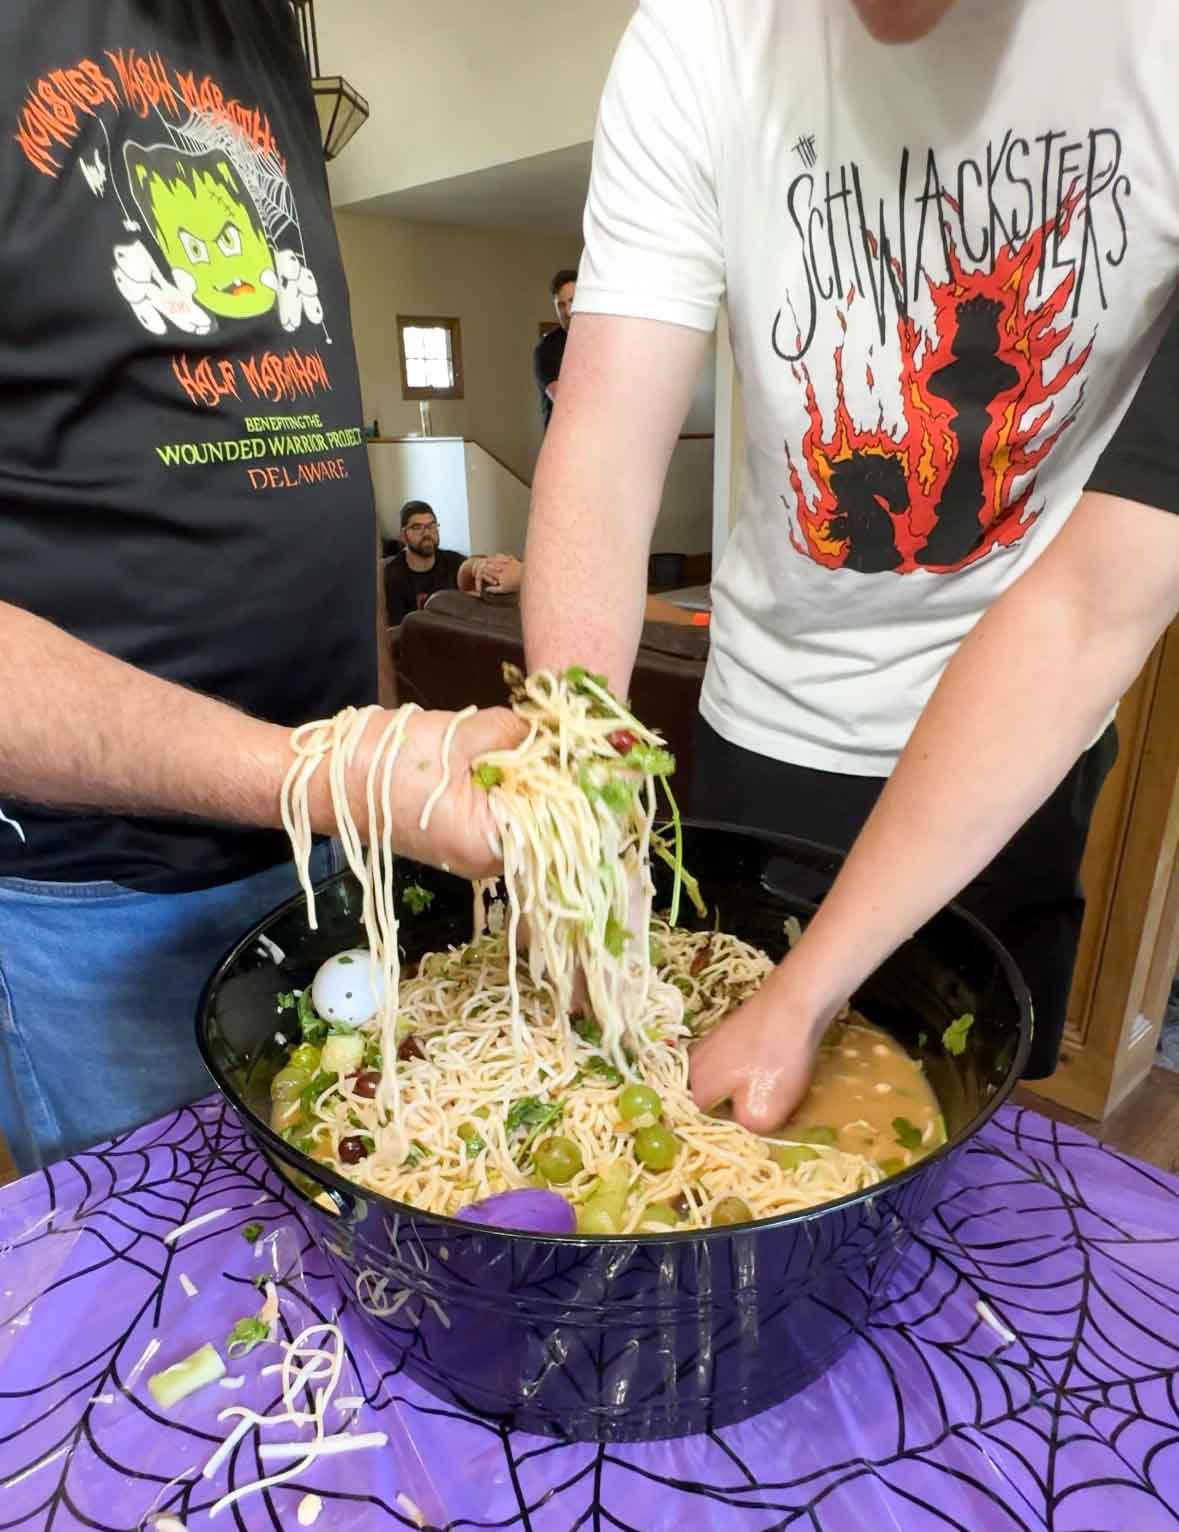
[711,1196,753,1227]
[634,1124,680,1171]
[270,1064,313,1104]
[617,1084,663,1124]
[640,1202,680,1228]
[769,1143,820,1172]
[534,1136,584,1185]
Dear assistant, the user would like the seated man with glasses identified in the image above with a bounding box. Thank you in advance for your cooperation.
[383,500,522,625]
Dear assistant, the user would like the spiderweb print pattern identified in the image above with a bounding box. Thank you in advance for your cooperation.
[168,109,301,250]
[0,1099,1176,1531]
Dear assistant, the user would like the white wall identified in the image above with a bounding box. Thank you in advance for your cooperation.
[657,438,715,556]
[338,212,577,483]
[369,440,532,557]
[465,443,530,557]
[369,439,471,551]
[316,0,636,211]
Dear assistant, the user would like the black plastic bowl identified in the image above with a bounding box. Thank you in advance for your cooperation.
[197,823,1031,1442]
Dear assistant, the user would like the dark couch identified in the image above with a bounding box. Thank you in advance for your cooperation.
[394,592,709,814]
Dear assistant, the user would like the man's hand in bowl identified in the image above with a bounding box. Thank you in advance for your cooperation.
[688,964,829,1134]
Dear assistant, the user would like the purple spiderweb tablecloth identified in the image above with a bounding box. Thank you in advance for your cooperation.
[0,1098,1177,1531]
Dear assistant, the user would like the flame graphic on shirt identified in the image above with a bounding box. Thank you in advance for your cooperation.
[785,191,1093,575]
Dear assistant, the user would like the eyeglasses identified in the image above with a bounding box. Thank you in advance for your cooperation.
[405,521,438,533]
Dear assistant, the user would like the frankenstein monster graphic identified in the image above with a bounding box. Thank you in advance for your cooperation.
[125,142,276,319]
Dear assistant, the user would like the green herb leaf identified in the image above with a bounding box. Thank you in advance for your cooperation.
[598,777,635,814]
[402,882,435,915]
[242,1222,263,1245]
[621,745,677,778]
[403,1139,430,1169]
[275,991,297,1014]
[604,913,632,961]
[297,988,327,1047]
[336,955,353,966]
[571,1014,602,1047]
[562,666,610,695]
[505,1097,563,1138]
[892,1116,924,1151]
[472,762,504,791]
[917,1031,929,1050]
[941,1013,975,1057]
[298,1070,338,1117]
[226,1317,269,1358]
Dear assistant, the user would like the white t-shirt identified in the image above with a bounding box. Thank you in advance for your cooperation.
[576,0,1179,775]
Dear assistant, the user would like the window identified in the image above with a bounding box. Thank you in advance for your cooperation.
[396,315,464,400]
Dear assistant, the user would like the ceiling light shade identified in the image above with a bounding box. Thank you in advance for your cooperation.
[312,75,370,161]
[291,0,368,160]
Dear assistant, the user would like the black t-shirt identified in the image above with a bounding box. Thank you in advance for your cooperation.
[1086,303,1179,514]
[0,1,378,891]
[533,325,567,429]
[384,549,466,625]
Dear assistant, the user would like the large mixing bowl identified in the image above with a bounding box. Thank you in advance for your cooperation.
[197,823,1031,1442]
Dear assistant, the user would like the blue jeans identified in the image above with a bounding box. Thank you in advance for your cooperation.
[0,841,342,1175]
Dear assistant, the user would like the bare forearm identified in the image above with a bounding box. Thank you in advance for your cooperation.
[524,420,653,695]
[0,602,295,830]
[522,315,709,696]
[783,505,1174,1023]
[0,602,521,878]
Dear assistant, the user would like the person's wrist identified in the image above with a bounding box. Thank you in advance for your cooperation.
[763,942,844,1041]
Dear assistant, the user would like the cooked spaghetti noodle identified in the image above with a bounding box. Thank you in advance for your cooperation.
[274,669,940,1234]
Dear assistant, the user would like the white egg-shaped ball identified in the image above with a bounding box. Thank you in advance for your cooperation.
[310,949,383,1028]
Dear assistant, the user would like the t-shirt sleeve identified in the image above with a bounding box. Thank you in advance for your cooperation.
[1086,302,1179,515]
[574,0,725,334]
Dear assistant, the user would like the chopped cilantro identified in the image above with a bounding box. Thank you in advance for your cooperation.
[571,1014,602,1046]
[562,666,610,695]
[505,1097,563,1138]
[226,1317,269,1359]
[336,955,353,966]
[242,1222,263,1244]
[599,777,635,814]
[472,762,504,791]
[275,991,297,1015]
[581,1055,623,1087]
[621,745,677,778]
[941,1013,975,1057]
[402,882,435,915]
[297,988,327,1046]
[298,1070,338,1116]
[892,1117,924,1151]
[604,912,632,960]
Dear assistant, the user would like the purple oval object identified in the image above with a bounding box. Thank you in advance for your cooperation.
[454,1188,576,1234]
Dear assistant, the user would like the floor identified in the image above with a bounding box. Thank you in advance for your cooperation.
[1015,1065,1179,1175]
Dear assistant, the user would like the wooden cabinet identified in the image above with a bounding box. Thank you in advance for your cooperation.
[1026,622,1179,1119]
